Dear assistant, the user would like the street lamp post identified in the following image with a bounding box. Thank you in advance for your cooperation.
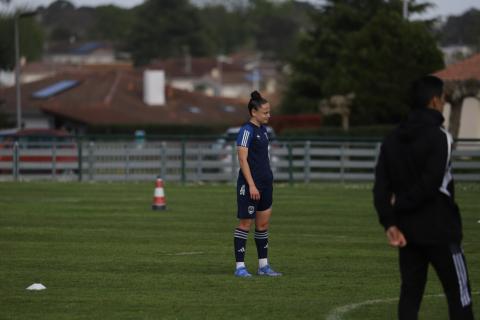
[14,13,21,129]
[403,0,409,19]
[12,10,37,129]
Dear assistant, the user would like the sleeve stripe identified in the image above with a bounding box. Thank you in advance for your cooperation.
[241,131,250,147]
[439,128,453,197]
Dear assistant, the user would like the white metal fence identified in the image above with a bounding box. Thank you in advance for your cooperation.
[1,139,480,182]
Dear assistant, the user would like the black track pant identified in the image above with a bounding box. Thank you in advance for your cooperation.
[398,243,474,320]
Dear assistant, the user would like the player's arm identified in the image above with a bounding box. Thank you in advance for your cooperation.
[373,145,407,247]
[373,144,396,230]
[237,147,260,200]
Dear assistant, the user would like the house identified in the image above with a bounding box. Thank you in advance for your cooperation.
[440,45,474,66]
[0,67,249,135]
[1,41,121,88]
[148,53,283,101]
[45,42,117,65]
[434,53,480,140]
[1,62,58,88]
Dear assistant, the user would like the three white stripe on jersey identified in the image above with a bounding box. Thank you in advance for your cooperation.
[439,127,453,197]
[241,130,250,147]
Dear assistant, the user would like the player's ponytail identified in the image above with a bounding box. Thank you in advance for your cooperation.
[248,91,268,115]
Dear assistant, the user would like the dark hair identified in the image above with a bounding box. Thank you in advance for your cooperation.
[410,75,444,109]
[248,91,268,115]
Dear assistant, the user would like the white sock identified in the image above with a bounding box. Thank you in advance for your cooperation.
[258,258,268,268]
[236,262,245,269]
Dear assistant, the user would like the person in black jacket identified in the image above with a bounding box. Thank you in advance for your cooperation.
[373,75,474,319]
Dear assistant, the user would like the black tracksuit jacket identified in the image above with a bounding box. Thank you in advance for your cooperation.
[373,108,463,244]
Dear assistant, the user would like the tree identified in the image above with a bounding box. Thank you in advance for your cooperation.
[198,4,251,55]
[282,0,444,125]
[247,0,313,61]
[0,15,44,70]
[438,9,480,49]
[127,0,214,66]
[40,0,95,43]
[89,5,136,44]
[0,102,13,128]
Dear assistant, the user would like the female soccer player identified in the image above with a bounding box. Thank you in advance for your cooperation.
[233,91,282,277]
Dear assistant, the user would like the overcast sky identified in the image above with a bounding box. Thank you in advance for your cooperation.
[1,0,479,19]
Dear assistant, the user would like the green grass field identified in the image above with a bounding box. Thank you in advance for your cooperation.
[0,182,478,320]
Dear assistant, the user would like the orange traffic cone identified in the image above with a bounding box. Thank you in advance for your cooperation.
[152,177,167,210]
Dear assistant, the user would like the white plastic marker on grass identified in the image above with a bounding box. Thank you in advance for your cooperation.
[325,291,480,320]
[26,283,46,291]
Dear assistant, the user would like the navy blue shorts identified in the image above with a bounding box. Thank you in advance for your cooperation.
[236,179,273,219]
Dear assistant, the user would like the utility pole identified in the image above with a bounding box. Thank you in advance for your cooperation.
[403,0,409,19]
[12,10,37,129]
[14,13,21,129]
[217,55,223,96]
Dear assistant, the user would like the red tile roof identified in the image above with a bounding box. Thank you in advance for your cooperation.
[434,53,480,81]
[16,62,132,77]
[0,69,250,127]
[148,57,244,78]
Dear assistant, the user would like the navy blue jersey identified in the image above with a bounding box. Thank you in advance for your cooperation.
[236,122,273,186]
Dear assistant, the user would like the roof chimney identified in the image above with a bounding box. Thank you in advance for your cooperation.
[144,70,165,106]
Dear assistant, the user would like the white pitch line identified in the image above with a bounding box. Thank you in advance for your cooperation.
[325,297,400,320]
[326,291,480,320]
[166,251,204,256]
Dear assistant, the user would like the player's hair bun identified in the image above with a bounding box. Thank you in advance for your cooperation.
[251,91,262,101]
[247,90,268,115]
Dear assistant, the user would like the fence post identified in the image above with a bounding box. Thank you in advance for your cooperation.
[231,140,237,183]
[125,143,130,181]
[340,143,346,183]
[181,138,186,185]
[88,141,94,181]
[77,140,83,182]
[13,141,19,181]
[196,143,202,181]
[160,141,167,179]
[304,140,311,183]
[374,142,381,164]
[288,142,293,186]
[52,142,57,179]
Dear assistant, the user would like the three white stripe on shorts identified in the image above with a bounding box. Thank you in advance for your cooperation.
[452,251,472,307]
[241,130,250,147]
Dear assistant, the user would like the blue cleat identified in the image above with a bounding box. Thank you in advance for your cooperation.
[257,265,282,277]
[234,267,252,278]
